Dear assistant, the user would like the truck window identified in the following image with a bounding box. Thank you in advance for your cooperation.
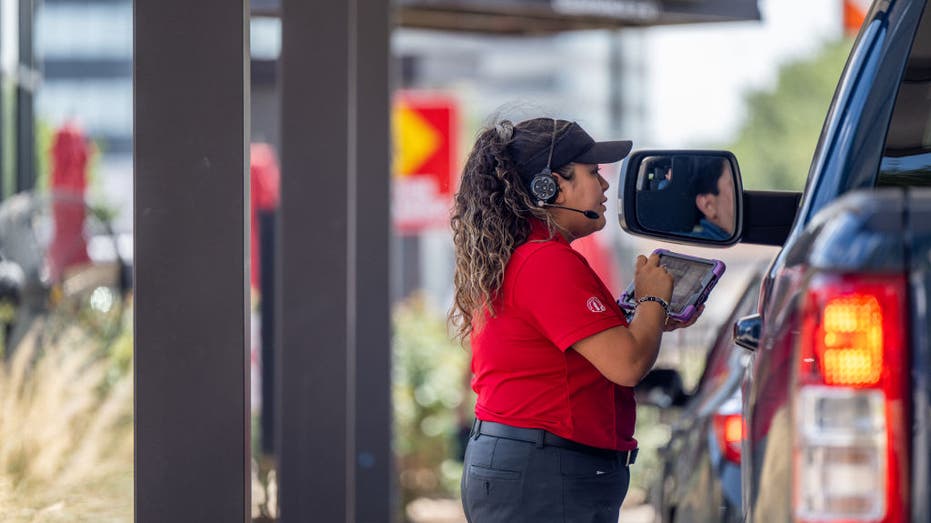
[878,6,931,187]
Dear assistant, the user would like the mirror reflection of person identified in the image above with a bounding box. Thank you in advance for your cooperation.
[646,158,672,191]
[689,157,736,240]
[657,165,672,190]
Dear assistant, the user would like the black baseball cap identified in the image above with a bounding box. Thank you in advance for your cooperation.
[507,119,633,182]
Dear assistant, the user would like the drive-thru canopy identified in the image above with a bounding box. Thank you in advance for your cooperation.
[251,0,761,33]
[396,0,761,33]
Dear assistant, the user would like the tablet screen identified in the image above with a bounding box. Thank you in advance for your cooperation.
[660,253,715,314]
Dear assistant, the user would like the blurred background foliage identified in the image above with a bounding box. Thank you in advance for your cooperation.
[393,295,471,515]
[0,312,134,522]
[729,38,854,191]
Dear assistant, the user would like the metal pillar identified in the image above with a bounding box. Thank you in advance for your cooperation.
[353,1,393,519]
[134,0,251,521]
[15,0,34,192]
[0,0,5,200]
[259,210,276,454]
[278,0,391,520]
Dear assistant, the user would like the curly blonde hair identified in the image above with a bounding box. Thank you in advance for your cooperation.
[449,118,574,341]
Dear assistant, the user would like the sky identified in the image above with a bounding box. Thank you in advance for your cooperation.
[0,0,14,72]
[643,0,844,147]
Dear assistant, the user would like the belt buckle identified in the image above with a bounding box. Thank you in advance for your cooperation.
[625,450,633,467]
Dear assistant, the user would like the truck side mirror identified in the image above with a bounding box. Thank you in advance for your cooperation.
[618,150,743,246]
[734,313,761,351]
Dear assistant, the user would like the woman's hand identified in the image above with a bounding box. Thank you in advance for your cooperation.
[663,305,704,331]
[633,253,673,302]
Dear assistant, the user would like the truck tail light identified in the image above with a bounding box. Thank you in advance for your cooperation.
[713,412,742,464]
[793,275,908,523]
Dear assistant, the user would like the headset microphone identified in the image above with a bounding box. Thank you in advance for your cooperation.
[540,203,600,220]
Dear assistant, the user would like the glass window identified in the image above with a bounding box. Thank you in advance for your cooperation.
[878,5,931,187]
[37,79,133,136]
[36,3,132,60]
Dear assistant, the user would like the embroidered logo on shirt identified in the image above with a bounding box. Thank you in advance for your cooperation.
[586,297,606,313]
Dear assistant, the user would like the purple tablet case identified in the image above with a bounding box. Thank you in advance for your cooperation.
[617,248,726,323]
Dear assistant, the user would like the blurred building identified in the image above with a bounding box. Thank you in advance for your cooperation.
[36,0,132,157]
[31,1,285,232]
[1,0,40,198]
[249,13,281,149]
[35,0,132,228]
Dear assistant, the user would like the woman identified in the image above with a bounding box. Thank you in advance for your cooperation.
[450,117,701,522]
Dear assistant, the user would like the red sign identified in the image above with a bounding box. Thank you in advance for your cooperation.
[392,92,459,233]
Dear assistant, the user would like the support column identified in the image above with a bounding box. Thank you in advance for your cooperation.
[278,0,391,520]
[0,0,5,199]
[134,0,251,521]
[15,0,34,192]
[353,0,392,519]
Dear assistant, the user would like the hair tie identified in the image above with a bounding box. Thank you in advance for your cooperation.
[495,121,514,141]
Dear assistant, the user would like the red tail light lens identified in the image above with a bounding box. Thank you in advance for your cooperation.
[794,274,908,523]
[817,293,885,386]
[713,412,742,464]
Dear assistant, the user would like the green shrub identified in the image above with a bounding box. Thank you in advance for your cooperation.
[392,295,471,511]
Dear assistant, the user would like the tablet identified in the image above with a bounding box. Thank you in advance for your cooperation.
[618,249,726,323]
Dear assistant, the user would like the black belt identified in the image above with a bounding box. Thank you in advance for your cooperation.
[471,419,638,466]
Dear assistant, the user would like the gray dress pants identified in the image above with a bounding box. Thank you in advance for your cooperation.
[460,432,631,522]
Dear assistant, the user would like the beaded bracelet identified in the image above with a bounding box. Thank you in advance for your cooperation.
[636,295,670,318]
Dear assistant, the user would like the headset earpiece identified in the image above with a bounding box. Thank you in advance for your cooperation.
[529,118,560,205]
[530,168,558,204]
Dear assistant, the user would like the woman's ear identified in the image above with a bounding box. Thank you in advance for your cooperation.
[553,173,569,204]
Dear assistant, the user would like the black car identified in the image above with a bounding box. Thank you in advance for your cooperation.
[640,271,759,523]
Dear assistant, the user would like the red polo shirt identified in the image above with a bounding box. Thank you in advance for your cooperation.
[470,220,637,451]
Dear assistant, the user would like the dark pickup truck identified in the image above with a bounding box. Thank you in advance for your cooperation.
[618,1,931,521]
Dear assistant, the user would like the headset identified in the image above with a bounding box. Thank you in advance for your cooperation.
[528,118,559,205]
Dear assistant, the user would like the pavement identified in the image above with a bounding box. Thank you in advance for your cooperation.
[619,505,656,523]
[405,498,656,523]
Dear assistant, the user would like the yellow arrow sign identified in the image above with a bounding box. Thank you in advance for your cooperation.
[393,103,442,177]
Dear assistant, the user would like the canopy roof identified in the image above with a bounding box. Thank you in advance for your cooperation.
[253,0,761,34]
[398,0,760,34]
